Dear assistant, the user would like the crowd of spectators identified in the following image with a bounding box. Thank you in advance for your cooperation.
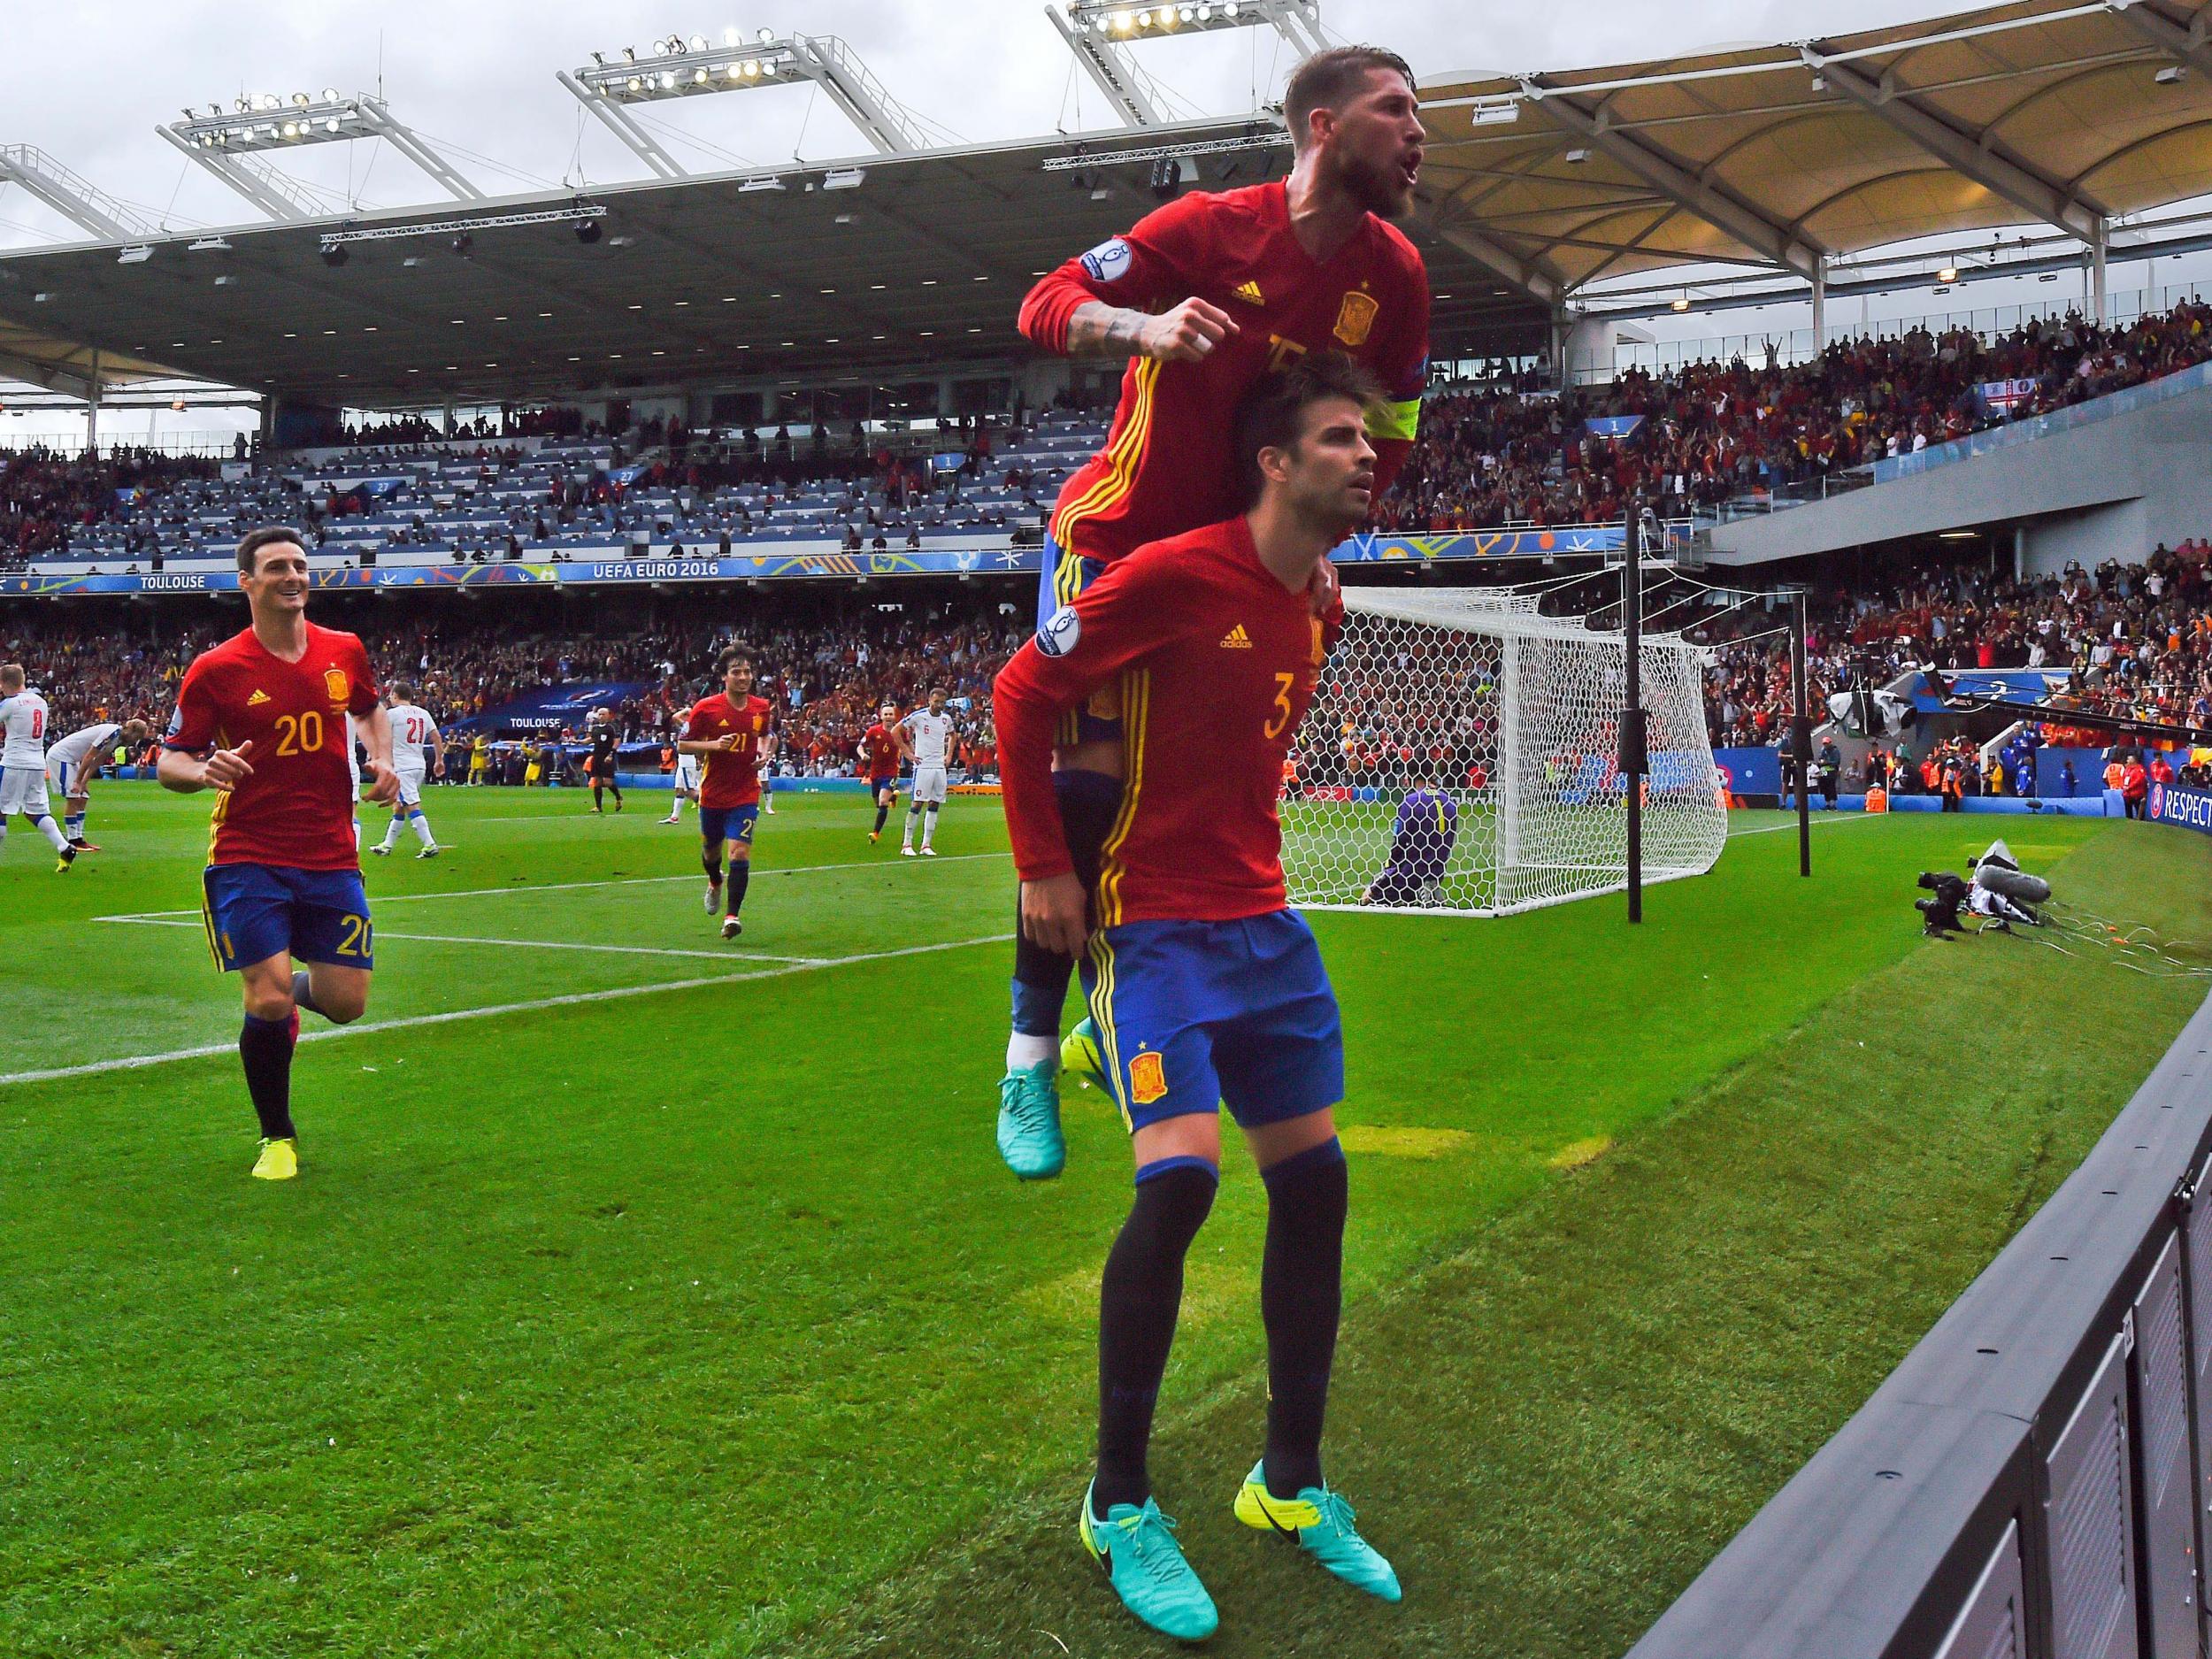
[1382,299,2212,531]
[1,448,219,569]
[0,595,1020,780]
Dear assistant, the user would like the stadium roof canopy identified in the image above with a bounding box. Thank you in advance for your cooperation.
[1414,0,2212,303]
[9,0,2212,411]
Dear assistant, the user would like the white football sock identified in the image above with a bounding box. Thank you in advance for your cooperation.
[922,807,939,849]
[35,814,67,853]
[1007,1032,1059,1072]
[411,810,435,848]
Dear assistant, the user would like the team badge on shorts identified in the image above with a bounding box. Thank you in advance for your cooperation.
[324,668,350,702]
[1333,290,1379,347]
[1128,1050,1168,1106]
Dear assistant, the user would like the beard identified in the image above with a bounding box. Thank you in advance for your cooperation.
[1332,146,1416,219]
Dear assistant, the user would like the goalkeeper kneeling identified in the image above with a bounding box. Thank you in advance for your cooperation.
[1363,787,1458,906]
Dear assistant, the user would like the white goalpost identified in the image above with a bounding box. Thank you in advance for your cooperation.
[1281,585,1729,918]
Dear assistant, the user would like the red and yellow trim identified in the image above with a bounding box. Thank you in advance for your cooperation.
[1093,667,1151,929]
[1049,357,1161,560]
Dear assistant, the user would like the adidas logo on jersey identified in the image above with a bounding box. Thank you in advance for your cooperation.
[1219,625,1253,649]
[1233,280,1264,305]
[247,689,271,706]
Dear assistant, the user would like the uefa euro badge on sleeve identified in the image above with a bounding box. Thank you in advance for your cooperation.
[1038,606,1082,659]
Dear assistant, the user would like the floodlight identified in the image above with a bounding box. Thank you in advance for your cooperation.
[724,26,741,44]
[2156,64,2185,85]
[573,217,603,243]
[321,87,340,101]
[694,67,710,84]
[320,242,349,266]
[688,33,707,50]
[1670,296,1690,311]
[1938,265,1958,282]
[822,167,865,189]
[627,75,643,90]
[116,244,152,265]
[758,27,773,42]
[292,92,310,107]
[452,232,474,257]
[1565,147,1590,164]
[171,397,187,411]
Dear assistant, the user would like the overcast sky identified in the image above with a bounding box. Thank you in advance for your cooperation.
[1,0,1955,247]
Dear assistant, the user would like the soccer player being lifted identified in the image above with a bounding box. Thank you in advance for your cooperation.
[45,716,153,853]
[996,43,1430,1180]
[995,358,1400,1641]
[680,648,773,940]
[157,528,399,1181]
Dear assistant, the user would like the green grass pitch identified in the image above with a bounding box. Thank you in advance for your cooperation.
[3,784,2207,1657]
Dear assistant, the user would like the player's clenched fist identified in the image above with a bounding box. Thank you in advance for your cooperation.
[1140,297,1237,363]
[360,757,401,806]
[1020,872,1090,958]
[202,738,256,788]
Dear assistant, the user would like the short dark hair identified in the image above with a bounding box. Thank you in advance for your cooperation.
[389,681,415,703]
[719,647,753,674]
[1284,45,1415,152]
[1233,354,1384,509]
[236,526,306,574]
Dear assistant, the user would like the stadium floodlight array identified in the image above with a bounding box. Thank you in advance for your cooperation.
[157,94,483,217]
[1279,586,1727,918]
[1050,0,1326,128]
[562,31,956,169]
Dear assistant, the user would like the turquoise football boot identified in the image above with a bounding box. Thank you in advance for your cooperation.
[1233,1462,1402,1601]
[996,1061,1065,1180]
[1079,1484,1219,1642]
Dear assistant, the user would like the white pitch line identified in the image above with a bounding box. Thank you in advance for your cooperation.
[0,933,1015,1089]
[1728,812,1889,838]
[92,849,1012,922]
[96,915,819,964]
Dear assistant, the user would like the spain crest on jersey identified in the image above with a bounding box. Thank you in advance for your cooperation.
[323,668,350,703]
[1333,290,1379,347]
[1128,1050,1168,1106]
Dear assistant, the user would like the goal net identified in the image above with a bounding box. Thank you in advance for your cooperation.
[1281,586,1727,918]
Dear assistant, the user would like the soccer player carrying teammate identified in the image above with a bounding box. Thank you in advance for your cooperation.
[996,43,1430,1179]
[995,359,1400,1640]
[0,664,78,871]
[585,709,625,813]
[861,703,903,843]
[680,648,773,941]
[46,716,153,852]
[371,684,444,858]
[157,528,399,1182]
[898,685,955,857]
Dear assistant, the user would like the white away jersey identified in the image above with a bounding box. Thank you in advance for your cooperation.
[45,721,120,772]
[0,690,51,767]
[901,710,954,768]
[388,703,437,772]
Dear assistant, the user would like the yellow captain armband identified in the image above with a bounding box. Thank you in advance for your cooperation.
[1367,396,1422,443]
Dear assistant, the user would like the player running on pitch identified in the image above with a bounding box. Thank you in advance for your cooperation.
[585,709,624,813]
[45,715,153,852]
[370,683,444,858]
[0,664,78,871]
[860,703,903,843]
[157,527,399,1182]
[995,43,1431,1179]
[680,648,773,941]
[995,360,1399,1640]
[662,710,702,825]
[898,685,955,857]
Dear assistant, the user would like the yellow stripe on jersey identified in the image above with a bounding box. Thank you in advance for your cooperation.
[1086,932,1133,1133]
[1094,667,1152,929]
[1050,357,1161,555]
[1368,395,1422,444]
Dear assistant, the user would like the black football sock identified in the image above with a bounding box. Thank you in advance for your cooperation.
[592,784,604,810]
[725,863,750,917]
[1094,1159,1217,1516]
[703,849,723,884]
[290,970,327,1021]
[611,785,623,810]
[239,1012,297,1141]
[873,803,889,834]
[1010,768,1124,1035]
[1259,1138,1348,1499]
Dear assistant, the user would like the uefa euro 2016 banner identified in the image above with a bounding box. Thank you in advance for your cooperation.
[2148,781,2212,836]
[0,526,1630,598]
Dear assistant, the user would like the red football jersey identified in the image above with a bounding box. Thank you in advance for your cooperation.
[860,724,902,779]
[163,623,382,872]
[995,517,1340,926]
[1018,182,1429,570]
[685,693,772,809]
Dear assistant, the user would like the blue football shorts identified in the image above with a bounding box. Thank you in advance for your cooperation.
[1079,909,1344,1133]
[699,803,760,847]
[201,864,374,973]
[1038,531,1122,744]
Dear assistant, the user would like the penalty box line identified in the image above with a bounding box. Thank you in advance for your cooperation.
[0,933,1016,1091]
[91,849,1012,923]
[98,917,825,966]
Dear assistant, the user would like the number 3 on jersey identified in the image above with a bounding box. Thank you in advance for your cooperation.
[1263,672,1295,740]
